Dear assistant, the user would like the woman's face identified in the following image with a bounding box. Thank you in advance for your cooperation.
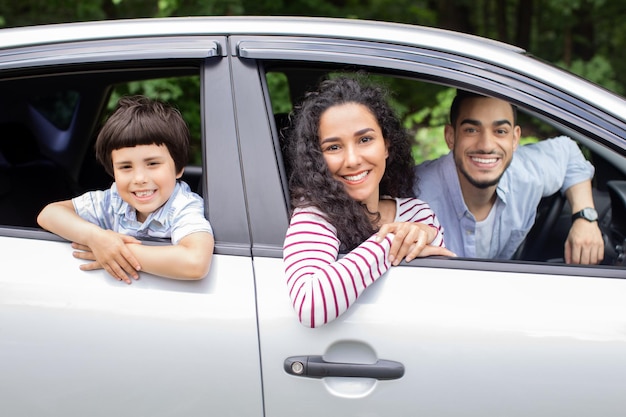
[318,102,388,211]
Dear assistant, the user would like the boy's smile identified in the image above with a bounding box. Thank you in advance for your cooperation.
[112,144,183,223]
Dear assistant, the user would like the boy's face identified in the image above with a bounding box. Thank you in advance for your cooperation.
[111,144,183,223]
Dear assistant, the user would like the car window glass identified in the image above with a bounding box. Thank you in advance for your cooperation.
[30,90,80,130]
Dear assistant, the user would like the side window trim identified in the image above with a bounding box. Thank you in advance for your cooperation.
[0,37,222,71]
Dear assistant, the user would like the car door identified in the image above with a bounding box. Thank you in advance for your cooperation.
[231,35,626,416]
[0,32,263,417]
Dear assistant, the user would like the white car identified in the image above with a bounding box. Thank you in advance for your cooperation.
[1,16,625,417]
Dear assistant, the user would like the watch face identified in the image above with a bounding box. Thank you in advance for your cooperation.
[582,207,598,221]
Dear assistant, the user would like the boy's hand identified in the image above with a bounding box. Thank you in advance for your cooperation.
[377,222,455,265]
[72,231,142,284]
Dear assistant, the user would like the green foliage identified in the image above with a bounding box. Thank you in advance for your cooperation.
[556,55,623,95]
[266,72,292,114]
[404,88,455,163]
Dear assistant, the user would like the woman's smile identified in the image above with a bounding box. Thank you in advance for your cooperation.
[342,170,370,183]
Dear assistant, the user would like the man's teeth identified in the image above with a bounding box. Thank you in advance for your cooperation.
[472,157,498,164]
[135,190,154,197]
[343,171,368,181]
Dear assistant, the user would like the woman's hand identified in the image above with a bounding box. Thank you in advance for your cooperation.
[376,222,455,265]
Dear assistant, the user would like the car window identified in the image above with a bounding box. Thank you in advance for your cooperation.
[0,68,203,229]
[266,66,626,268]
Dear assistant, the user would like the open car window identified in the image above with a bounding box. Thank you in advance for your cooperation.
[0,65,204,229]
[265,66,626,268]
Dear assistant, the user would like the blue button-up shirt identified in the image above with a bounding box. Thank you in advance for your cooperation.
[73,180,213,245]
[414,136,594,259]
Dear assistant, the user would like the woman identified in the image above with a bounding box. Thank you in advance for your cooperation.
[283,75,454,328]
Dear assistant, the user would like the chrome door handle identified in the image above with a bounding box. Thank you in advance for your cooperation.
[284,356,404,380]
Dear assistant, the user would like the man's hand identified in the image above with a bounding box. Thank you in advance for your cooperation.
[377,222,455,265]
[564,219,604,264]
[72,231,142,283]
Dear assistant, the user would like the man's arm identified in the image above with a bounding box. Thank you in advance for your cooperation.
[564,180,604,265]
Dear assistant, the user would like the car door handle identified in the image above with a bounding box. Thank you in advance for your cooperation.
[284,356,404,380]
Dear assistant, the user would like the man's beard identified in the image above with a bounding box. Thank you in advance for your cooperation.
[455,152,512,189]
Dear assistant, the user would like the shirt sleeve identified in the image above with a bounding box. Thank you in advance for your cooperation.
[72,189,114,230]
[516,136,595,196]
[396,198,446,248]
[169,193,213,245]
[283,207,393,328]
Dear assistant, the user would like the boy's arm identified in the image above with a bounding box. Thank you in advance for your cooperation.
[76,231,214,280]
[123,231,214,280]
[37,200,142,282]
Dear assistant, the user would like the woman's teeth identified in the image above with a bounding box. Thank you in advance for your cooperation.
[343,171,369,181]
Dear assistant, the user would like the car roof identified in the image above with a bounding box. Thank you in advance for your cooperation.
[0,16,522,55]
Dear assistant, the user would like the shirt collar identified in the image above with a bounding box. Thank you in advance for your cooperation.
[441,153,472,221]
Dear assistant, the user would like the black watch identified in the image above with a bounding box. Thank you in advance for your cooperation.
[571,207,598,222]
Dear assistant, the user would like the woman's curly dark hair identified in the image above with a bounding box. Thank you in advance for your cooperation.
[286,74,416,251]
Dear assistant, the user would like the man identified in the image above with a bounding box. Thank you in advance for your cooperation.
[415,90,604,264]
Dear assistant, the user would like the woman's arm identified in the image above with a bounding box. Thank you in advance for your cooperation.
[283,207,393,328]
[377,198,454,265]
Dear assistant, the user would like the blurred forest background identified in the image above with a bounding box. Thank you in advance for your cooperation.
[2,0,625,162]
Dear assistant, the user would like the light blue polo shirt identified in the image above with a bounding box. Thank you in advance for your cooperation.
[73,180,212,245]
[414,136,594,259]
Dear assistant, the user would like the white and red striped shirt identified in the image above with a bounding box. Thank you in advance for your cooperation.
[283,197,445,327]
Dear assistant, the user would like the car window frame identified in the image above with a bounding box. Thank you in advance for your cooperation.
[231,35,626,279]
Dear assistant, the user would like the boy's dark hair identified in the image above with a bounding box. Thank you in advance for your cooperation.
[449,90,518,127]
[287,75,416,251]
[95,95,190,177]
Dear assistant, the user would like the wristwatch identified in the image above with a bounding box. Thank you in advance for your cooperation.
[571,207,598,222]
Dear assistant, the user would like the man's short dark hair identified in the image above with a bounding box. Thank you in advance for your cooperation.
[95,95,190,177]
[449,90,518,127]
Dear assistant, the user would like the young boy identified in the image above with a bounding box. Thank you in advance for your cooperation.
[37,95,214,283]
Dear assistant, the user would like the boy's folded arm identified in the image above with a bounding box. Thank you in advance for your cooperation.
[126,231,214,280]
[37,200,96,244]
[38,200,142,281]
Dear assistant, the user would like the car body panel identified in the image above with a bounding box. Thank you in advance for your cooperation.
[255,257,626,416]
[0,236,263,417]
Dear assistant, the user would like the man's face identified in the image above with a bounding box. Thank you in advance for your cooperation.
[445,97,520,190]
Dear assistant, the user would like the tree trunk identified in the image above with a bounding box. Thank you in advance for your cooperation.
[515,0,533,50]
